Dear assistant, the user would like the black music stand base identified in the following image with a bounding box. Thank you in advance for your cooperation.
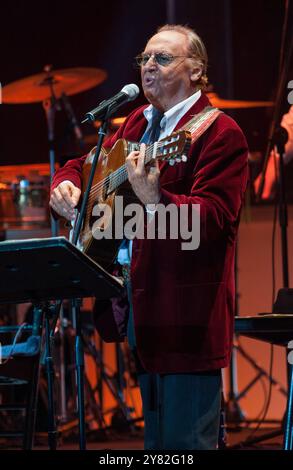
[44,303,58,450]
[72,298,86,450]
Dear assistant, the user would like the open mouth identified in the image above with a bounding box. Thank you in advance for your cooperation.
[144,75,155,86]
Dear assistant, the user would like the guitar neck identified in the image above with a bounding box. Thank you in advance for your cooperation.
[87,131,187,201]
[107,142,158,193]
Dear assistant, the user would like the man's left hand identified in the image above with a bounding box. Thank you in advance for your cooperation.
[125,143,161,204]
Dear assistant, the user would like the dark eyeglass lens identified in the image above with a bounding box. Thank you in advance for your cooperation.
[155,54,173,65]
[136,53,174,66]
[136,55,148,66]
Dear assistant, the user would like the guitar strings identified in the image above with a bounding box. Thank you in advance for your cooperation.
[91,141,158,192]
[83,136,181,221]
[87,141,165,201]
[83,141,160,221]
[82,113,213,222]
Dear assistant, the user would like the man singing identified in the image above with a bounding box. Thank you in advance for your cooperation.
[50,24,248,449]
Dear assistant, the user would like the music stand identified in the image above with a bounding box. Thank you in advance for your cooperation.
[0,236,124,450]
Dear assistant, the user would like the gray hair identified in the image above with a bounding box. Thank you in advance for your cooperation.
[157,24,208,90]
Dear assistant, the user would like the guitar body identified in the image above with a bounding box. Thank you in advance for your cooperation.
[80,139,139,269]
[77,131,191,270]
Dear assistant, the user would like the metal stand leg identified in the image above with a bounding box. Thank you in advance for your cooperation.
[226,339,287,428]
[58,305,68,423]
[72,299,86,450]
[225,242,246,424]
[234,343,287,399]
[229,344,289,449]
[84,336,133,427]
[23,306,43,450]
[44,305,58,450]
[284,363,293,450]
[43,92,59,238]
[218,388,227,449]
[226,339,246,423]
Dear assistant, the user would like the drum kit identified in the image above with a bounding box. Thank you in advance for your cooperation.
[1,66,107,232]
[0,66,274,232]
[1,67,273,107]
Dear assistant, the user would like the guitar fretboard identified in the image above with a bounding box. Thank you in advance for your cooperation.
[107,142,162,193]
[88,132,186,200]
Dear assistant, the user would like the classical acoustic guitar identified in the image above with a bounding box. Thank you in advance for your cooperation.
[74,130,191,269]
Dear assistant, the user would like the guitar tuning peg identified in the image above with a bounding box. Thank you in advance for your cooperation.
[181,155,188,162]
[175,156,182,163]
[168,158,175,166]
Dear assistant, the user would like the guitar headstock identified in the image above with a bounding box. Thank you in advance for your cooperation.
[152,130,192,166]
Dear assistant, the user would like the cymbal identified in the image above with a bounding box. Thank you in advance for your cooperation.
[207,92,274,109]
[110,116,128,127]
[2,67,107,104]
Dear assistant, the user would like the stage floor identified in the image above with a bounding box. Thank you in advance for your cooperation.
[0,425,284,450]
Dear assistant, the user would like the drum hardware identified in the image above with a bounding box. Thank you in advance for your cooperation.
[2,65,107,236]
[37,301,140,442]
[225,243,286,428]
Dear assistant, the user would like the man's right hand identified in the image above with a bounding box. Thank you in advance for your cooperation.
[50,180,81,221]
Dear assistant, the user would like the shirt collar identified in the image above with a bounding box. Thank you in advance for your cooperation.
[143,90,202,129]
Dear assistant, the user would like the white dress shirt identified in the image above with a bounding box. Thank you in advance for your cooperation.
[144,90,201,214]
[118,90,202,264]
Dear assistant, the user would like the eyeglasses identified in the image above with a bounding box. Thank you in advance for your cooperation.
[135,52,191,67]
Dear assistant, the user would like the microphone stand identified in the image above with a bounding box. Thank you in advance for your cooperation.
[61,92,85,151]
[71,108,111,246]
[69,104,112,449]
[43,92,60,237]
[256,5,293,201]
[44,84,84,435]
[236,126,293,451]
[251,3,293,448]
[43,104,112,449]
[273,126,293,450]
[275,127,290,289]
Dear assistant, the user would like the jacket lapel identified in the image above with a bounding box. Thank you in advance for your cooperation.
[159,93,212,175]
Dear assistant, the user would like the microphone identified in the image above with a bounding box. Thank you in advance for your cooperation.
[82,83,139,123]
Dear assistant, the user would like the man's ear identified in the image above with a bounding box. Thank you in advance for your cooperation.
[190,63,203,84]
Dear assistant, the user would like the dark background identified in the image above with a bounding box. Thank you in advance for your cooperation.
[0,0,292,166]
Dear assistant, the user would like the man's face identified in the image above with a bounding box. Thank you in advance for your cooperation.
[140,30,202,112]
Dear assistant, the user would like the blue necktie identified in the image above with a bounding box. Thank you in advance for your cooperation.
[122,109,163,349]
[140,108,163,144]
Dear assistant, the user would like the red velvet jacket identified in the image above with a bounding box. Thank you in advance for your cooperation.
[52,93,249,373]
